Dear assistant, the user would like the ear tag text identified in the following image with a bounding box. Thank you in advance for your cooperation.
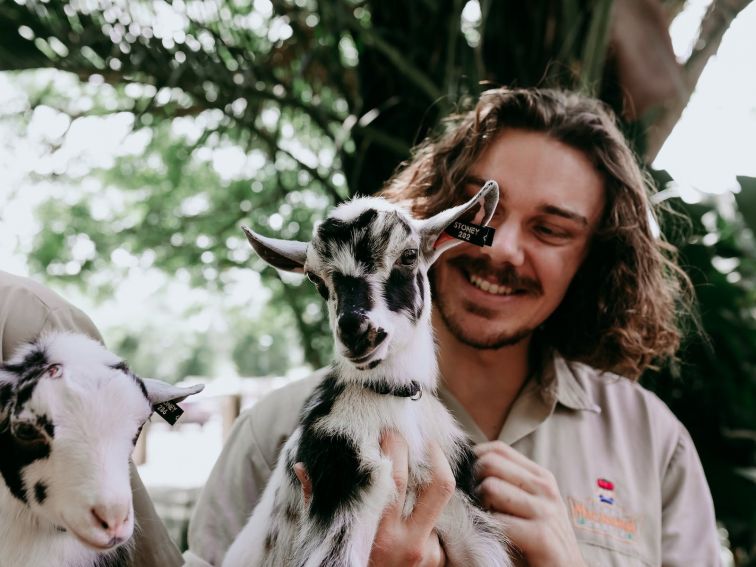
[153,401,184,425]
[445,221,495,247]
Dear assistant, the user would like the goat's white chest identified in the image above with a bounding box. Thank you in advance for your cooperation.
[322,389,463,473]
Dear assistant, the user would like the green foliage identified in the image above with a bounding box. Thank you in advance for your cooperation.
[643,172,756,554]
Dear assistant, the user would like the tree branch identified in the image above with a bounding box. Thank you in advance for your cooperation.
[645,0,753,160]
[342,12,442,102]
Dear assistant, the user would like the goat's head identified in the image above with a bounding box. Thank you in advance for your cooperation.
[243,182,498,371]
[0,332,203,551]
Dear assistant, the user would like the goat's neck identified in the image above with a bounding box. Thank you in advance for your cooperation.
[334,317,438,391]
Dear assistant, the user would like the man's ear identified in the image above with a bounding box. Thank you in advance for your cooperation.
[141,378,204,406]
[241,225,308,274]
[419,180,499,264]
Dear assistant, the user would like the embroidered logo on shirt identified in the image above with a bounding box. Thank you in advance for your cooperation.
[596,477,615,505]
[569,480,639,545]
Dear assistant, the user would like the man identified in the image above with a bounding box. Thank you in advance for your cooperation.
[0,269,184,567]
[184,88,720,566]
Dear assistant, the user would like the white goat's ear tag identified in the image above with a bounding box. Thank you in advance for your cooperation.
[444,221,495,247]
[153,401,183,425]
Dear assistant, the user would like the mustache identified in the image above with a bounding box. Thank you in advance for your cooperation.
[448,255,543,295]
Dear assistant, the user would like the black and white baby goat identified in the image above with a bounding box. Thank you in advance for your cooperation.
[0,332,203,567]
[223,181,512,567]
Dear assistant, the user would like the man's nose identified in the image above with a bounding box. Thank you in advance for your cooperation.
[485,220,525,266]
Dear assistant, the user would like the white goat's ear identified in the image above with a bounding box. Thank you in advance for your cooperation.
[418,180,499,264]
[141,378,204,405]
[242,225,307,274]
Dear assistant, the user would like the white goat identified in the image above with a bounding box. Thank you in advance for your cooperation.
[0,331,203,567]
[223,181,512,567]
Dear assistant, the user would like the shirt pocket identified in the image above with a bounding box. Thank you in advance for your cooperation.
[569,497,654,566]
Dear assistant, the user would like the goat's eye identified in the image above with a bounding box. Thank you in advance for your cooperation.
[14,423,43,443]
[397,249,418,267]
[306,272,329,300]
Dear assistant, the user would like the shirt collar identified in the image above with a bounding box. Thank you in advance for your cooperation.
[543,351,601,413]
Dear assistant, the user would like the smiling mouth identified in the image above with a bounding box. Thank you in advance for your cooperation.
[449,256,541,297]
[464,269,538,298]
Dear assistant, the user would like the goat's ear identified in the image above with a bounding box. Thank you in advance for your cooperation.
[418,180,499,264]
[141,378,204,405]
[242,225,307,274]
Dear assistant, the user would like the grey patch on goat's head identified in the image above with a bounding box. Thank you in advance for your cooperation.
[0,331,203,553]
[242,183,499,374]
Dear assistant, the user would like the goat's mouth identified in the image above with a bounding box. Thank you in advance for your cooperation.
[61,512,131,551]
[344,337,389,370]
[67,527,126,551]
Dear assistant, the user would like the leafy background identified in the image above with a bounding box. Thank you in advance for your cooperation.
[0,0,754,561]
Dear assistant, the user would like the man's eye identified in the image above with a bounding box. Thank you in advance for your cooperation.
[14,423,44,443]
[536,225,568,239]
[397,249,418,267]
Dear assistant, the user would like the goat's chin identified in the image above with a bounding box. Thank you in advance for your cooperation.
[62,514,134,552]
[342,339,391,371]
[69,527,131,551]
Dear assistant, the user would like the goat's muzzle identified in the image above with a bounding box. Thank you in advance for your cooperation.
[337,313,387,360]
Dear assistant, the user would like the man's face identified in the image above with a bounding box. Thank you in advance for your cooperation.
[431,129,606,349]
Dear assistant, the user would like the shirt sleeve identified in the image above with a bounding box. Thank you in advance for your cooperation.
[660,424,721,567]
[184,409,275,566]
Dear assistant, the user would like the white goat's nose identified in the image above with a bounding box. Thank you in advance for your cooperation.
[90,503,130,539]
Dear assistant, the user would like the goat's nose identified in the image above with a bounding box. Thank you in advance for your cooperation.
[91,503,130,539]
[338,312,369,339]
[337,312,374,355]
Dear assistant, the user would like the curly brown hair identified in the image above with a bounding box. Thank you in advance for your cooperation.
[382,87,692,379]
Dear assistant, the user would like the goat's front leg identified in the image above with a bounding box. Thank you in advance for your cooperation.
[296,453,396,567]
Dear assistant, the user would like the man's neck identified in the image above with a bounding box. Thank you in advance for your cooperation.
[434,312,532,440]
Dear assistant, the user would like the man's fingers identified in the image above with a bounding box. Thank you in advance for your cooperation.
[474,449,538,495]
[474,441,542,476]
[381,430,410,519]
[476,475,536,518]
[474,441,558,498]
[408,442,456,537]
[293,462,312,505]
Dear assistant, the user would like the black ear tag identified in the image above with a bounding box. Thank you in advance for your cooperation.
[445,221,496,247]
[153,401,184,425]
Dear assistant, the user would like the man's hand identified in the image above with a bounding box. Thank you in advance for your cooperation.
[474,441,586,567]
[294,431,452,567]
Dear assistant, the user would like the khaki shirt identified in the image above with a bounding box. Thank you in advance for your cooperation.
[0,270,183,567]
[185,357,720,567]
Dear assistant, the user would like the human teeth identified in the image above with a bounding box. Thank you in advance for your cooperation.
[469,274,516,296]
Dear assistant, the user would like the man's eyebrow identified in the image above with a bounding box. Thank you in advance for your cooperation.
[538,205,589,226]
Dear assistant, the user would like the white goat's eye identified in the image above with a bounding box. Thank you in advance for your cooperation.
[14,423,44,443]
[397,249,418,267]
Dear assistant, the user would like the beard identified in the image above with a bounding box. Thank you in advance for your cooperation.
[430,255,543,350]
